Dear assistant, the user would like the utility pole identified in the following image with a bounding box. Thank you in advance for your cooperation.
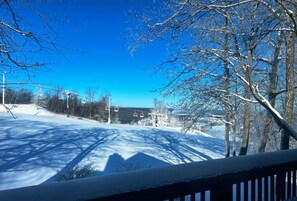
[2,71,6,112]
[66,90,70,117]
[64,90,77,117]
[107,96,111,124]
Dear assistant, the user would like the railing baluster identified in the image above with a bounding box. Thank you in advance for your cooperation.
[293,170,297,197]
[276,172,286,201]
[271,175,275,201]
[227,184,233,201]
[210,187,218,201]
[236,183,241,201]
[258,177,263,201]
[288,171,292,199]
[264,176,268,201]
[211,184,232,201]
[180,195,185,201]
[190,193,195,201]
[201,191,205,201]
[210,184,232,201]
[244,181,248,201]
[251,179,255,201]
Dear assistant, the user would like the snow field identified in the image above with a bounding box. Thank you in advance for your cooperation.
[0,104,225,190]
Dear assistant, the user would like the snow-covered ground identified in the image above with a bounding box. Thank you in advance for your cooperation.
[0,104,225,191]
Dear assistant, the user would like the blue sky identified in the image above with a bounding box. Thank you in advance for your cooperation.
[7,0,169,108]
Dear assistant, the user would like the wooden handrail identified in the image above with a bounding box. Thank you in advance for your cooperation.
[1,149,297,201]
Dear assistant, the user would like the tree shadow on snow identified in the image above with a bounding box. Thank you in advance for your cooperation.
[126,129,225,164]
[0,116,119,185]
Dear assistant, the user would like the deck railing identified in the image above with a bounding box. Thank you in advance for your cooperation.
[1,149,297,201]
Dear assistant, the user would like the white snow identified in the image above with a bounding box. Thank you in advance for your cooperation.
[3,104,54,116]
[0,104,225,191]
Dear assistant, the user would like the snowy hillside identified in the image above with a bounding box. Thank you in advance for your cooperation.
[0,104,225,191]
[2,104,54,116]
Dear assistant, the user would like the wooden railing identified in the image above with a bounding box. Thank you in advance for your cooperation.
[1,149,297,201]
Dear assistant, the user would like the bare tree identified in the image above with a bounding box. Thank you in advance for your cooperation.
[97,92,110,123]
[85,87,97,118]
[277,0,297,150]
[0,0,58,74]
[258,32,282,152]
[130,0,297,155]
[46,87,65,114]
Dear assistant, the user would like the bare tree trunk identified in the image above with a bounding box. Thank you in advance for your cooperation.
[239,46,253,156]
[89,104,92,119]
[239,88,251,156]
[72,96,77,116]
[225,112,231,157]
[281,31,295,150]
[259,116,274,152]
[258,33,281,153]
[224,14,231,158]
[232,114,238,156]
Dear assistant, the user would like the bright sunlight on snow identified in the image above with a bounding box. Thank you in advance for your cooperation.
[0,104,225,190]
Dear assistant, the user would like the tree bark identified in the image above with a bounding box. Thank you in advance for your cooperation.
[232,114,238,156]
[225,112,231,157]
[280,31,295,150]
[259,115,274,152]
[258,33,281,153]
[224,14,231,158]
[239,46,253,156]
[239,86,251,156]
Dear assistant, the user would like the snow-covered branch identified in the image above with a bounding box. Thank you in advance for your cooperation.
[0,21,31,36]
[199,0,254,9]
[151,0,190,28]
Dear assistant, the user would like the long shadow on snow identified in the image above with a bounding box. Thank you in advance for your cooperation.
[102,152,170,175]
[126,129,225,164]
[0,117,119,177]
[43,132,119,183]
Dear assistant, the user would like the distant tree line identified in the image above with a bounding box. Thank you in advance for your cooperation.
[0,87,118,123]
[0,87,179,126]
[43,89,119,123]
[0,88,33,104]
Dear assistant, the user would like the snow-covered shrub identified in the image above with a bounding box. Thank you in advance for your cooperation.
[137,117,152,126]
[55,163,95,182]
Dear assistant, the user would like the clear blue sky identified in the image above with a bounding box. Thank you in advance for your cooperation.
[8,0,169,108]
